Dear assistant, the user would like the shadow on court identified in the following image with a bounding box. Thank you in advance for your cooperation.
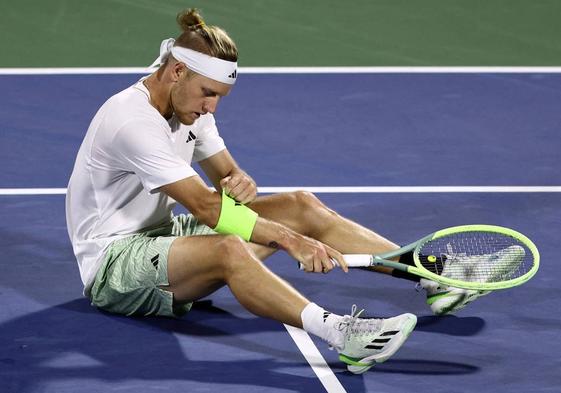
[0,297,482,393]
[368,359,479,375]
[415,315,486,336]
[0,299,327,393]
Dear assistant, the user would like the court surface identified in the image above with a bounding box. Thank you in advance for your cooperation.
[1,71,560,392]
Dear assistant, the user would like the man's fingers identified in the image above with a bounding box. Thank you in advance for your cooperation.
[224,177,255,201]
[228,181,246,198]
[313,255,323,273]
[237,187,256,205]
[221,175,243,195]
[220,176,231,194]
[228,175,243,190]
[322,257,335,273]
[327,248,348,273]
[229,182,257,204]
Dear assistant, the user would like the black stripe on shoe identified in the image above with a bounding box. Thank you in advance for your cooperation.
[372,338,392,343]
[380,330,399,336]
[365,345,384,350]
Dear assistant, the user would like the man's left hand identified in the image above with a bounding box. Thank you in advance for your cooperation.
[220,171,257,205]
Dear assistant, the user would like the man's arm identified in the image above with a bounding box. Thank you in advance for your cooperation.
[159,175,347,273]
[198,149,257,205]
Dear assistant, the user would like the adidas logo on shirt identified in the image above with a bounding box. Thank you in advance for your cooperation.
[186,131,197,143]
[228,70,237,79]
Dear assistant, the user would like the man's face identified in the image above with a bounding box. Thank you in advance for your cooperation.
[170,67,232,125]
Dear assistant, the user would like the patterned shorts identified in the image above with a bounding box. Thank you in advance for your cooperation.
[90,214,216,317]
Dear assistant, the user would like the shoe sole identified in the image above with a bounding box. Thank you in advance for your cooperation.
[342,314,418,374]
[434,290,491,316]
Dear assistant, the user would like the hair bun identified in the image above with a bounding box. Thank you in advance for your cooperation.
[177,8,206,32]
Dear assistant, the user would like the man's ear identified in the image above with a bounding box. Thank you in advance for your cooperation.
[172,62,186,82]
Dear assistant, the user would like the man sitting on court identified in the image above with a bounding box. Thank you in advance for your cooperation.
[66,9,492,374]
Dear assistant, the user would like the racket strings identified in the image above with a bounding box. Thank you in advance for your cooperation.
[417,232,532,283]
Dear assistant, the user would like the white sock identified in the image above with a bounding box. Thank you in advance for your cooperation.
[300,303,345,350]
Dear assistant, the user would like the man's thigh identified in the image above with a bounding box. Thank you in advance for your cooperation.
[166,234,233,304]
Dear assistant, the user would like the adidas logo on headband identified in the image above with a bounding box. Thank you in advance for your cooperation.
[228,70,237,79]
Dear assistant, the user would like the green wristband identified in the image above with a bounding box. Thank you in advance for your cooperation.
[214,190,258,241]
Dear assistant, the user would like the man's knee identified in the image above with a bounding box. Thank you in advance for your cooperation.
[216,235,257,274]
[291,191,336,218]
[290,190,322,210]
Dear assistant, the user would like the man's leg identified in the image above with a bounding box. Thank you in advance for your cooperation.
[166,234,308,327]
[248,191,399,274]
[165,230,417,374]
[248,192,490,316]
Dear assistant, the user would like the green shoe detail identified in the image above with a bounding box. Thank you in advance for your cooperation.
[339,353,372,367]
[426,291,455,305]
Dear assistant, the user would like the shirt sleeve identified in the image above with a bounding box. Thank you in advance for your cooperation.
[192,114,226,162]
[113,119,197,193]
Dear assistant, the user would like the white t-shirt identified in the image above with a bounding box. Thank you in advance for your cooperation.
[66,78,226,295]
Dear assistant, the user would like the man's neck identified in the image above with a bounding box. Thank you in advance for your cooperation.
[144,71,174,119]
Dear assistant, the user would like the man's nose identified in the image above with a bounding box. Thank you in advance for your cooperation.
[202,97,219,114]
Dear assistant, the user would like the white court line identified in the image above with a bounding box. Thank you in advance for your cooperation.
[260,186,561,193]
[1,186,561,195]
[284,325,346,393]
[2,66,561,75]
[0,188,67,195]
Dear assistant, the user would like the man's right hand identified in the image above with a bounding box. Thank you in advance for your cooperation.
[286,234,348,274]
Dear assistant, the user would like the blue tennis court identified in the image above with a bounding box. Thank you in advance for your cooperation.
[1,71,560,392]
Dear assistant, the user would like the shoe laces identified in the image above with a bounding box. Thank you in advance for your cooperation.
[441,243,475,278]
[416,279,448,294]
[335,305,382,339]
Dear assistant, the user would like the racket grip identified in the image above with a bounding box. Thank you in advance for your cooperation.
[298,257,341,270]
[342,254,373,267]
[298,254,372,270]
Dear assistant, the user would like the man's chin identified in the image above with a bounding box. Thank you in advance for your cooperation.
[177,115,195,125]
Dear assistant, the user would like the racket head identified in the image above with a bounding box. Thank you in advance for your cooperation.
[411,225,539,290]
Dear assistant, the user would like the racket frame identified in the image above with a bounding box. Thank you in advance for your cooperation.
[369,224,540,290]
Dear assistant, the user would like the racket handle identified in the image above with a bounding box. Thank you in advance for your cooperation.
[298,254,372,270]
[342,254,373,267]
[298,257,341,270]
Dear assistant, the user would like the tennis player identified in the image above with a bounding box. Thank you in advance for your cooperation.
[65,9,490,373]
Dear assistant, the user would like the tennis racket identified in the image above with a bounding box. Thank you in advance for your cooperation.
[302,225,539,291]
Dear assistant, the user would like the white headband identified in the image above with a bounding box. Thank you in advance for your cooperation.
[149,38,237,85]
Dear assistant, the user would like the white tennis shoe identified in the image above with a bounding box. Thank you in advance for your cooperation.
[441,245,525,283]
[420,245,525,315]
[336,305,417,374]
[419,278,489,316]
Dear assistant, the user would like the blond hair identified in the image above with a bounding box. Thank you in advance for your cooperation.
[174,9,238,62]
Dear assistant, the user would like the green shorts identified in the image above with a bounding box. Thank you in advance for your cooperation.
[90,214,216,317]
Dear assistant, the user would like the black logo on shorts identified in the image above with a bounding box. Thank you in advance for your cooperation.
[151,254,160,269]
